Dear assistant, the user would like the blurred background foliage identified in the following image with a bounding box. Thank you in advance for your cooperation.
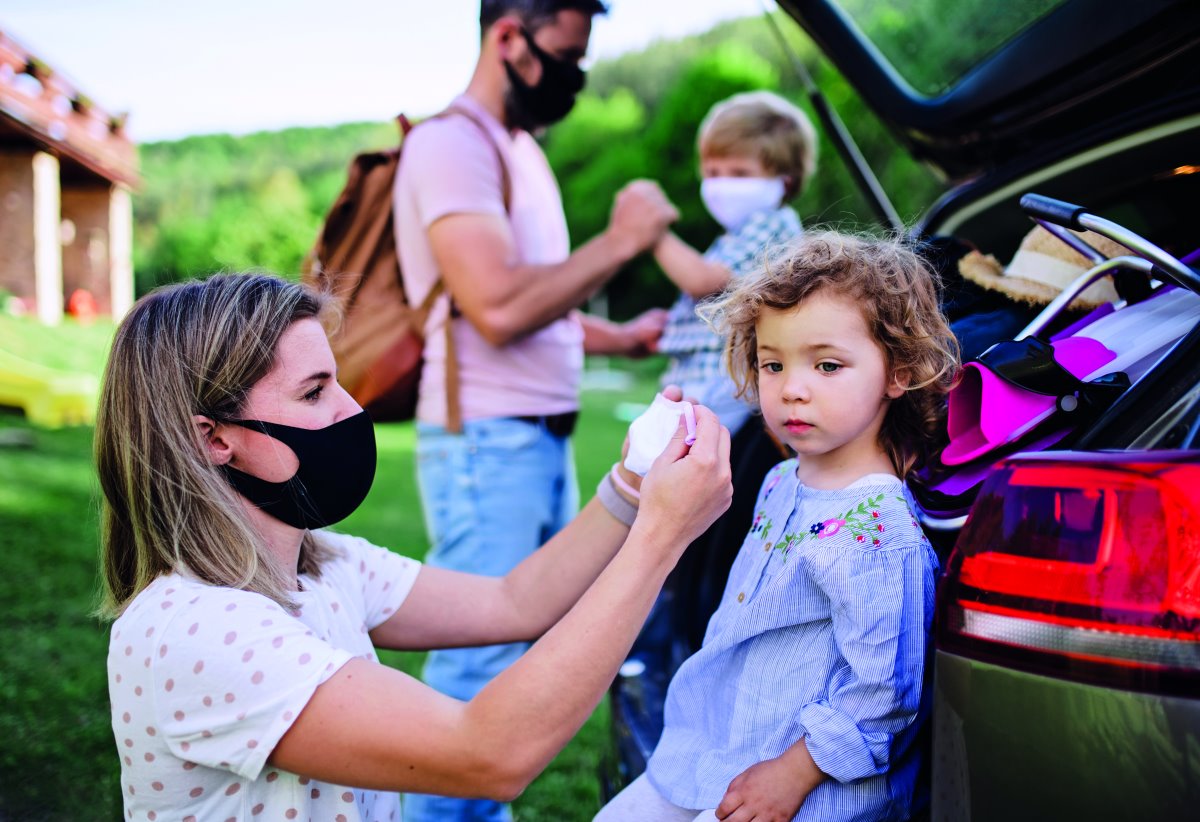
[133,11,946,315]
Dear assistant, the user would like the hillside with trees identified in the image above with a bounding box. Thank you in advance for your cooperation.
[133,11,946,316]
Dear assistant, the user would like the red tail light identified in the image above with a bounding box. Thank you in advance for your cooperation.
[936,451,1200,693]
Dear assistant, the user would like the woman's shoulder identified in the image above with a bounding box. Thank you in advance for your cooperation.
[114,574,288,629]
[109,574,294,669]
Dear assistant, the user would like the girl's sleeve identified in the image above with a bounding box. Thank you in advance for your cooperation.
[797,515,937,783]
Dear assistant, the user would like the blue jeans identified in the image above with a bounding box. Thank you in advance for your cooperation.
[403,417,578,822]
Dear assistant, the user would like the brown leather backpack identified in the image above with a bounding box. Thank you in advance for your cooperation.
[302,108,510,430]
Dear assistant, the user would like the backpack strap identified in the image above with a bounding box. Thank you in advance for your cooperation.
[410,105,514,434]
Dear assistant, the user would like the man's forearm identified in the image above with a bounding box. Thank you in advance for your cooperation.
[481,230,638,345]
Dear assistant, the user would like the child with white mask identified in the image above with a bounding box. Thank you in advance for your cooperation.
[653,90,817,435]
[633,92,818,669]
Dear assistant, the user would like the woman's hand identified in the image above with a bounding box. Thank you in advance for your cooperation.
[633,402,731,561]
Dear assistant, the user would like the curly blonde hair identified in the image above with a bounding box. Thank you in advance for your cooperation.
[701,231,960,476]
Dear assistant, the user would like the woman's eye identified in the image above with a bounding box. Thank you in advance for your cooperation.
[817,362,842,374]
[303,385,324,402]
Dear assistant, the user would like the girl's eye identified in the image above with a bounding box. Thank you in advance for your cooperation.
[303,385,324,402]
[817,362,842,374]
[761,362,783,373]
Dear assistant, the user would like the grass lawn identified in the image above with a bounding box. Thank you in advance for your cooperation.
[0,314,663,820]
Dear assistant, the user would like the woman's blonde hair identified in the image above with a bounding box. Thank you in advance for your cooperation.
[95,273,341,619]
[698,90,818,197]
[702,232,960,476]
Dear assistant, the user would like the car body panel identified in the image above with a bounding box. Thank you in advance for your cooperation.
[934,651,1200,820]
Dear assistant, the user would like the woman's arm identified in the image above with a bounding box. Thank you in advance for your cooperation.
[653,232,732,299]
[368,492,636,651]
[270,408,732,799]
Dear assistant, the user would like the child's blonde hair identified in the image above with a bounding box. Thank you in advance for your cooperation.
[698,90,818,198]
[702,232,960,476]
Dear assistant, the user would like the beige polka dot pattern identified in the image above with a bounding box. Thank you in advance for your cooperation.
[106,530,420,820]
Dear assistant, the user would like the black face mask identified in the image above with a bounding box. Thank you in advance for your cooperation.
[503,27,585,130]
[221,410,376,530]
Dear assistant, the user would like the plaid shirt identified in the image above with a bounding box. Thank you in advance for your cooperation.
[659,207,802,404]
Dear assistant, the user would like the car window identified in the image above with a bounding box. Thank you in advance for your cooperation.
[836,0,1066,96]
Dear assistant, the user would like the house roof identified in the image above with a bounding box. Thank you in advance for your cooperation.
[0,30,139,187]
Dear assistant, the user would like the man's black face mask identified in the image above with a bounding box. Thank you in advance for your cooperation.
[504,27,585,130]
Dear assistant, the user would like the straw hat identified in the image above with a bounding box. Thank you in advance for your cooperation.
[958,226,1129,308]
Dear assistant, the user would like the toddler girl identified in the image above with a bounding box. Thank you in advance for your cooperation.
[597,232,959,821]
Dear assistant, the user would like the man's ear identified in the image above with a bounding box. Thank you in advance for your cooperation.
[193,415,234,466]
[493,14,526,61]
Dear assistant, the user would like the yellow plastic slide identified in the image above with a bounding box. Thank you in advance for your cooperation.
[0,348,98,428]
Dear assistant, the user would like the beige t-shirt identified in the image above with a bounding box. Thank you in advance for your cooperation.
[107,531,421,821]
[394,94,583,426]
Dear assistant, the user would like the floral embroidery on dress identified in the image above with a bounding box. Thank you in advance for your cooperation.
[772,532,803,558]
[790,493,905,553]
[750,510,773,540]
[761,465,787,500]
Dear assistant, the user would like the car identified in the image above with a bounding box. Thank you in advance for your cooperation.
[601,1,1200,819]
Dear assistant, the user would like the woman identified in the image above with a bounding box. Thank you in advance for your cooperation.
[97,273,730,821]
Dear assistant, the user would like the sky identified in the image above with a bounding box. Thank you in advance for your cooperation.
[1,0,766,142]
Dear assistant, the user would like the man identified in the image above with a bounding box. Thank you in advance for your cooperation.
[393,3,677,819]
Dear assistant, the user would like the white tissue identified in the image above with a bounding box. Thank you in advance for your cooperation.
[623,394,695,476]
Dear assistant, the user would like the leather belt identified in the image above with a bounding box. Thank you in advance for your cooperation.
[515,411,578,438]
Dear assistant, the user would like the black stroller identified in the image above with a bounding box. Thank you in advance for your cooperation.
[912,193,1200,558]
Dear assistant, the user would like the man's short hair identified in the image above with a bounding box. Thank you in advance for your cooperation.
[698,91,819,197]
[480,0,609,32]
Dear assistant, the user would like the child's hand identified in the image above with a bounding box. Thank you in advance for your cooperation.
[608,180,678,259]
[715,746,824,821]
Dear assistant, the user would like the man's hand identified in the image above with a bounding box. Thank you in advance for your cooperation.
[618,307,668,358]
[607,180,678,260]
[715,741,826,822]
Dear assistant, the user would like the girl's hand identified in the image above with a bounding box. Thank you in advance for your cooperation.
[634,402,731,559]
[715,743,825,821]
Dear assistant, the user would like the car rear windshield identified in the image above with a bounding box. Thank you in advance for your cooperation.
[837,0,1067,96]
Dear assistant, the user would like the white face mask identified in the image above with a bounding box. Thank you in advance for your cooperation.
[623,393,697,476]
[701,177,786,231]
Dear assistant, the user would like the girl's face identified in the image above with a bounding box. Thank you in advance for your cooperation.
[755,291,904,481]
[223,318,361,483]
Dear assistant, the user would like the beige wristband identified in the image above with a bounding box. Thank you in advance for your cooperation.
[596,470,638,527]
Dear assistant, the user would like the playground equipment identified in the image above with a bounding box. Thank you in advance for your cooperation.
[0,348,98,428]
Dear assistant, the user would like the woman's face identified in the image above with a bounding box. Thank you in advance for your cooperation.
[224,318,361,483]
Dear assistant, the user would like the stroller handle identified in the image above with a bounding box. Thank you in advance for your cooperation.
[1020,193,1200,295]
[1021,194,1088,230]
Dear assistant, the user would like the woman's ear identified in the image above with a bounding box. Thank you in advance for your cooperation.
[192,415,234,466]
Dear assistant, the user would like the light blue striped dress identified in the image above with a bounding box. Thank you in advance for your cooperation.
[646,460,938,821]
